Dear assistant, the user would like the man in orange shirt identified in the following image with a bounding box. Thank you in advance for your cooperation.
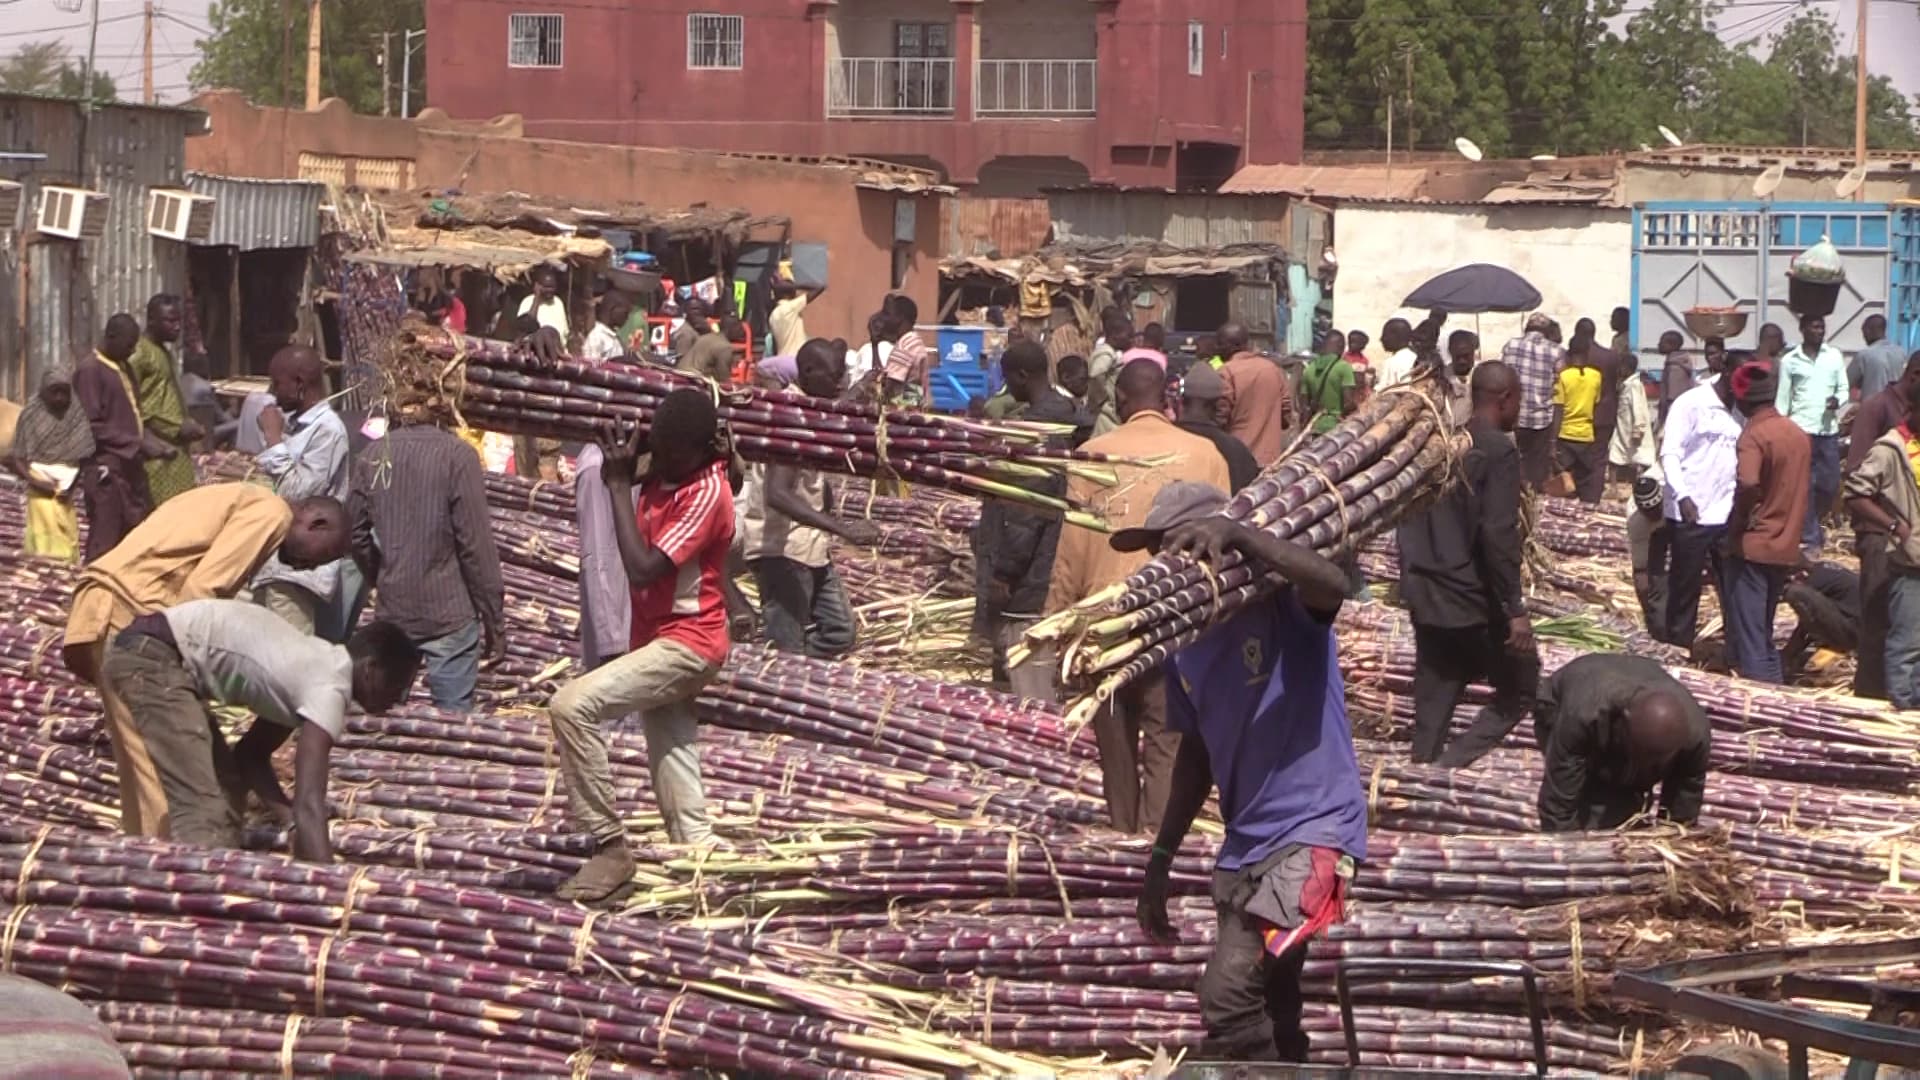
[1047,359,1231,834]
[1217,323,1296,467]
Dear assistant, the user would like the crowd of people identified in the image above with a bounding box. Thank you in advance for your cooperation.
[28,272,1914,1066]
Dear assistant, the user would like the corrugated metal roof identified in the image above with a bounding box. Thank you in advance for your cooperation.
[186,172,327,250]
[941,197,1051,258]
[1220,163,1428,200]
[1048,191,1290,249]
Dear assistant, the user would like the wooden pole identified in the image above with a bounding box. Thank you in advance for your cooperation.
[1853,0,1869,198]
[380,32,392,116]
[141,1,155,104]
[305,0,323,111]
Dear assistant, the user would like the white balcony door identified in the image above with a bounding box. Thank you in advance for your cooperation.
[894,22,952,112]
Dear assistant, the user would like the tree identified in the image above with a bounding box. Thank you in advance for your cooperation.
[0,40,117,103]
[191,0,424,115]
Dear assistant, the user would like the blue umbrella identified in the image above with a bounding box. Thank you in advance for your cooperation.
[1402,264,1542,314]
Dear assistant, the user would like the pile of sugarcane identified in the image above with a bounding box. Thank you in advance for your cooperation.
[388,327,1121,525]
[1022,386,1461,719]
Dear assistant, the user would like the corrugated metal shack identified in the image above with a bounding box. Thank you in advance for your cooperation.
[0,93,208,400]
[181,172,328,377]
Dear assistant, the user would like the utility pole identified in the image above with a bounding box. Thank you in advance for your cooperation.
[380,32,392,116]
[1404,45,1415,160]
[401,28,425,118]
[305,0,323,110]
[1853,0,1869,194]
[142,2,155,104]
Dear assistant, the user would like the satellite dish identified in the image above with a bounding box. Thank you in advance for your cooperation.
[1754,163,1787,199]
[1639,143,1653,153]
[1530,154,1558,163]
[1658,124,1684,147]
[1455,137,1483,162]
[1837,163,1869,198]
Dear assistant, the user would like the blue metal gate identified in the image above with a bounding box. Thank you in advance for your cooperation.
[1632,201,1894,371]
[1895,205,1920,353]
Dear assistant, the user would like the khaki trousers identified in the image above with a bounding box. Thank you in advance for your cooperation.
[70,584,167,837]
[548,638,718,846]
[255,581,319,636]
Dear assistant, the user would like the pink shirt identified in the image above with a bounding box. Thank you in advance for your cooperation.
[1120,347,1169,371]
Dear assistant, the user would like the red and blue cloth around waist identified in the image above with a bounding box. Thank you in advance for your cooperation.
[1221,845,1355,959]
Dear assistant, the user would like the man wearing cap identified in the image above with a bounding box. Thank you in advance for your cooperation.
[1628,476,1673,640]
[1396,362,1538,767]
[1659,358,1744,652]
[1499,313,1567,491]
[1175,364,1259,493]
[1726,358,1811,683]
[1129,482,1362,1063]
[1048,359,1231,834]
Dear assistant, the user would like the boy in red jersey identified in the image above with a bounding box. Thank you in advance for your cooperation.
[549,389,737,902]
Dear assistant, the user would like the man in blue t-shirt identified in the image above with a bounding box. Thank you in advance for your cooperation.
[1126,482,1366,1063]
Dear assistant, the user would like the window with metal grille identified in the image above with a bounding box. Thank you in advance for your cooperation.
[688,14,744,70]
[508,14,564,68]
[1188,21,1204,76]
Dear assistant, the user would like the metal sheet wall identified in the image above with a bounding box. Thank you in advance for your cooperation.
[185,173,325,250]
[0,95,200,400]
[941,197,1051,259]
[1048,191,1291,248]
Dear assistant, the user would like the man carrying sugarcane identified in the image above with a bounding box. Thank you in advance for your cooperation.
[549,389,737,901]
[740,340,876,659]
[1397,362,1538,768]
[62,484,351,837]
[1050,360,1231,835]
[1535,653,1711,832]
[1131,482,1364,1063]
[100,599,420,861]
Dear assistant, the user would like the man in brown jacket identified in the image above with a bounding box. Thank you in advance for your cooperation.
[1217,323,1297,468]
[1047,359,1232,834]
[62,482,349,836]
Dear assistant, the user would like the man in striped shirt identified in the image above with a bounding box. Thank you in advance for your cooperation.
[550,390,737,902]
[1500,314,1567,491]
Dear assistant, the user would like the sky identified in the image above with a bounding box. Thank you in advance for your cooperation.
[3,0,1919,115]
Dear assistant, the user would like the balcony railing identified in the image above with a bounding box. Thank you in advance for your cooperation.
[975,58,1096,117]
[828,57,954,117]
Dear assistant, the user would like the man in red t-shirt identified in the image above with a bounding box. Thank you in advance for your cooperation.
[549,389,736,902]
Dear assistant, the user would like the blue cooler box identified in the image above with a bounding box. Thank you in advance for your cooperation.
[927,326,999,412]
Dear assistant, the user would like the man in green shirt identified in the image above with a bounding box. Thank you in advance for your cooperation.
[1301,329,1358,435]
[127,295,202,506]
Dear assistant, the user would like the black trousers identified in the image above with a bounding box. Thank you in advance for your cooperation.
[1636,529,1673,644]
[1857,531,1891,700]
[1782,580,1859,681]
[1199,863,1311,1062]
[1515,427,1555,492]
[1664,521,1728,653]
[1555,438,1605,504]
[1410,622,1541,767]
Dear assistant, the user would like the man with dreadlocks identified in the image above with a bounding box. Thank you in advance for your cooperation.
[549,389,738,902]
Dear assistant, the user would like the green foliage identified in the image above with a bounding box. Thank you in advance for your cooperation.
[1304,1,1918,154]
[0,40,117,103]
[190,0,424,115]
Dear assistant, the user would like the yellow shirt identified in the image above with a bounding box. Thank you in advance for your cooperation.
[65,482,292,648]
[1554,365,1604,444]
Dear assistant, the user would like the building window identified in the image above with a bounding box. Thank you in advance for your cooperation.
[1187,22,1204,76]
[508,14,563,68]
[688,14,744,70]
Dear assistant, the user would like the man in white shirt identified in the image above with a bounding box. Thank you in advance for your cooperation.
[99,598,420,860]
[1775,313,1849,553]
[516,266,570,339]
[251,346,353,640]
[1373,318,1421,390]
[769,278,820,358]
[1659,363,1746,651]
[583,293,631,363]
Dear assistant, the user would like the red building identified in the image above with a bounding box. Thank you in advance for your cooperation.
[423,0,1305,192]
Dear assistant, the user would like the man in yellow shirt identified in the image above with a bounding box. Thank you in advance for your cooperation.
[62,482,351,836]
[1047,359,1231,836]
[1553,338,1607,504]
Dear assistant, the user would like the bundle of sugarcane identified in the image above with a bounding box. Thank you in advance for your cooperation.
[1020,387,1462,719]
[392,329,1126,524]
[1529,495,1632,558]
[0,820,1055,1078]
[830,478,983,535]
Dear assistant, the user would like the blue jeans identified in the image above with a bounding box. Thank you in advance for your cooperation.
[415,621,482,713]
[1803,435,1841,551]
[1886,573,1920,709]
[750,558,855,659]
[1724,558,1786,684]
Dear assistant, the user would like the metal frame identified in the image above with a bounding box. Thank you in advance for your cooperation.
[1613,937,1920,1080]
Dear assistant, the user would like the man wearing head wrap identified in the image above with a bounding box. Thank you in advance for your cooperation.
[1534,653,1711,832]
[1725,359,1811,683]
[8,363,94,561]
[1627,476,1672,640]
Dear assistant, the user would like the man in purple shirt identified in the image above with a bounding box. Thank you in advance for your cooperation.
[1130,482,1366,1063]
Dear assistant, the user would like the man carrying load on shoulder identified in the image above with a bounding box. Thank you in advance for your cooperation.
[1132,483,1365,1063]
